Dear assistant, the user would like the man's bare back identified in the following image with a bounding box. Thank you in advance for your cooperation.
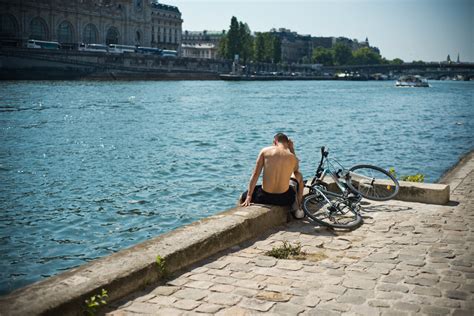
[261,145,298,193]
[240,133,304,211]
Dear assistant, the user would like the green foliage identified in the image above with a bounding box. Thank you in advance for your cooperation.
[253,32,281,63]
[266,241,303,259]
[84,289,108,316]
[400,174,425,182]
[272,36,282,63]
[226,16,240,60]
[390,167,425,183]
[333,43,353,65]
[352,47,382,65]
[254,33,265,62]
[219,17,281,64]
[390,58,404,65]
[312,47,334,66]
[312,44,384,66]
[217,36,227,59]
[238,22,254,63]
[156,255,167,275]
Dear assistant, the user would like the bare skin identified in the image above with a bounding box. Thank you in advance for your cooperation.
[241,138,304,208]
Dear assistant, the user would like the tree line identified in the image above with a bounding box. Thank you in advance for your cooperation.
[312,44,404,66]
[218,16,281,64]
[218,16,405,66]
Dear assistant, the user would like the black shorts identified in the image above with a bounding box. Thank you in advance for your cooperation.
[240,185,296,206]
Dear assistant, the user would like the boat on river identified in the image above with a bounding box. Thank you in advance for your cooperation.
[395,75,429,87]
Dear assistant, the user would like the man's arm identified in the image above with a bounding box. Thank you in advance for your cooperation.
[288,139,300,172]
[241,150,264,207]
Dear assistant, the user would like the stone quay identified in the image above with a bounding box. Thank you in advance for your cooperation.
[0,151,472,315]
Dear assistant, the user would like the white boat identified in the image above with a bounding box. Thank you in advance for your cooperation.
[395,75,429,87]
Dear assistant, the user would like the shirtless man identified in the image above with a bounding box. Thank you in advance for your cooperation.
[240,133,304,218]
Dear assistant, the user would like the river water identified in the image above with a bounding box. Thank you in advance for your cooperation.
[0,80,473,294]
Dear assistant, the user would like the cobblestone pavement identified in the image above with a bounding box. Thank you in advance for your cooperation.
[106,157,473,315]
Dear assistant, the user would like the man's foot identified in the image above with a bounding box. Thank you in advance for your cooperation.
[293,208,305,219]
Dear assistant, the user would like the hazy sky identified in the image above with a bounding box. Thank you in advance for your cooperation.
[167,0,474,62]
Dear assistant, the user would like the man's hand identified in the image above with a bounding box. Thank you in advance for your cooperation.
[241,195,252,207]
[288,138,295,154]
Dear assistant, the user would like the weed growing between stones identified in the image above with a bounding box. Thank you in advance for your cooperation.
[84,288,108,315]
[266,241,328,261]
[389,167,425,182]
[266,241,303,259]
[156,255,167,276]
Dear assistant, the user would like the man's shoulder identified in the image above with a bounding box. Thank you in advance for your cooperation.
[260,146,274,154]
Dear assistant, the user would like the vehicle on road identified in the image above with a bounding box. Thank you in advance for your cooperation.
[27,39,60,50]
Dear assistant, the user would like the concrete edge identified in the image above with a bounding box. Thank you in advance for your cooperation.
[319,177,450,205]
[0,205,288,316]
[438,149,474,192]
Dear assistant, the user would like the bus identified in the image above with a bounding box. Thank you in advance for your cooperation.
[27,39,60,50]
[160,49,178,57]
[78,43,108,53]
[108,44,136,54]
[135,46,162,55]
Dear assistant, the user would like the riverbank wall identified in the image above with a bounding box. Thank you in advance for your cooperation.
[0,48,230,80]
[1,153,471,315]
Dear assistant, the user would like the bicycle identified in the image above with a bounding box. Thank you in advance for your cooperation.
[302,146,400,229]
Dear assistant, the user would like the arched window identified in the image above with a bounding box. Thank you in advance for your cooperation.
[29,17,48,40]
[0,14,19,38]
[106,27,119,45]
[57,21,74,43]
[83,23,98,43]
[135,30,141,45]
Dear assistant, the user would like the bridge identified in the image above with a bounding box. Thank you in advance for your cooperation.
[322,63,474,80]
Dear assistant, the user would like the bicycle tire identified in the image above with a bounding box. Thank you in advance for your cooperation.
[302,193,362,229]
[346,164,400,201]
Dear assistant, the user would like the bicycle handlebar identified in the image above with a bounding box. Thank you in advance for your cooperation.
[315,146,328,178]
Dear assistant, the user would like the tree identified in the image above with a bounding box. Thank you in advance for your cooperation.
[226,16,240,60]
[217,36,227,59]
[238,22,253,63]
[390,58,404,65]
[312,47,334,66]
[272,36,281,63]
[254,33,265,62]
[333,43,352,65]
[352,47,381,65]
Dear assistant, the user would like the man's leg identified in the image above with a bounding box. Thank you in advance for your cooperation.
[292,171,304,208]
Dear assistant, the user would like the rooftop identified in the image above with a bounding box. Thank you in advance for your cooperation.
[151,1,180,13]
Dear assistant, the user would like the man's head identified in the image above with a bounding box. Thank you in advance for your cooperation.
[273,132,289,145]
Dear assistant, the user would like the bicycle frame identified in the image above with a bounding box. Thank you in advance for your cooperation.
[307,147,362,206]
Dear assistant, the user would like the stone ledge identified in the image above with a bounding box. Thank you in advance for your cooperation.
[395,181,449,205]
[0,205,288,316]
[310,178,450,205]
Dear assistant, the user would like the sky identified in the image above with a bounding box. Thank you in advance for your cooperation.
[166,0,474,62]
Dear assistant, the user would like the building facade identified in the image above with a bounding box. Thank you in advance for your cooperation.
[180,30,225,60]
[181,43,217,59]
[181,30,225,46]
[0,0,182,51]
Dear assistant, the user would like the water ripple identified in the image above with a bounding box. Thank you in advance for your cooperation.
[0,80,472,295]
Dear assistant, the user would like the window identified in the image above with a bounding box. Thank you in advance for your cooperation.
[83,23,98,43]
[57,21,74,43]
[29,17,48,40]
[135,30,141,45]
[0,14,19,38]
[106,27,119,45]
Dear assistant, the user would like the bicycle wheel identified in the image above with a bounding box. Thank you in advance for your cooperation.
[346,164,400,201]
[302,193,362,229]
